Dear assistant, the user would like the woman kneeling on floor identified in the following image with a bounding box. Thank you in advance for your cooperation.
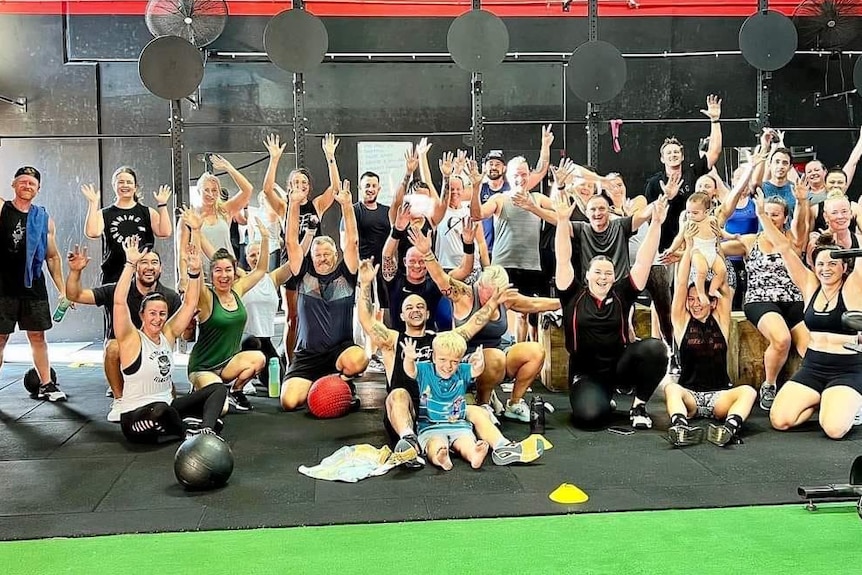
[664,222,757,447]
[757,192,862,439]
[115,236,226,442]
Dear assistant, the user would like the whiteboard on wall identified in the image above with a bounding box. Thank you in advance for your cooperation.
[357,141,413,207]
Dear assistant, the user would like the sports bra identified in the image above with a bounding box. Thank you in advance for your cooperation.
[803,286,856,335]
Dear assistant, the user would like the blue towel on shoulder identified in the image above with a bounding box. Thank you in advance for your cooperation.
[25,205,48,289]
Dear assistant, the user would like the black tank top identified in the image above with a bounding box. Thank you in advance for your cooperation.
[281,201,319,266]
[0,202,48,299]
[678,315,731,392]
[101,203,156,283]
[391,331,436,398]
[454,286,508,352]
[804,286,856,335]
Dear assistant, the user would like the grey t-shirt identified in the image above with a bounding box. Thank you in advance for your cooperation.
[571,216,634,280]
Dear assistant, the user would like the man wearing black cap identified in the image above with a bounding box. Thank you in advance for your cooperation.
[0,167,68,401]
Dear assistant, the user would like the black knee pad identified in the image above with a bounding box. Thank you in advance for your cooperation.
[241,335,263,351]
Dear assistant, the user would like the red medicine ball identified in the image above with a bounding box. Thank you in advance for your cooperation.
[307,375,353,419]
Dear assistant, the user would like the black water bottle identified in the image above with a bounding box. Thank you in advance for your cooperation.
[530,396,546,435]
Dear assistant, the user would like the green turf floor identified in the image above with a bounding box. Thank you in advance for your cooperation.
[3,504,860,574]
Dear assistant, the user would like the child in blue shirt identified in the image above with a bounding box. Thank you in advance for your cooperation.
[402,331,486,470]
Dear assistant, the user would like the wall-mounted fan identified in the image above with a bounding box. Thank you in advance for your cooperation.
[145,0,228,48]
[793,0,861,50]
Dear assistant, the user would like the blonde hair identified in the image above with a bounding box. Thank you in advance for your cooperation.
[432,331,467,357]
[196,172,228,217]
[477,265,509,291]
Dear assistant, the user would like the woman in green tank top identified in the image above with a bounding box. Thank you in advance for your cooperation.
[188,222,271,412]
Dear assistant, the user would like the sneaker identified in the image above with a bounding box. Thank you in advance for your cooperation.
[242,380,258,396]
[667,423,704,447]
[629,404,653,430]
[610,399,617,411]
[394,434,425,470]
[503,399,531,423]
[185,426,222,441]
[105,387,114,398]
[37,382,67,402]
[707,422,734,447]
[228,390,252,412]
[759,383,777,411]
[480,403,501,426]
[107,399,122,423]
[489,390,505,416]
[182,416,225,434]
[366,357,386,374]
[669,356,681,376]
[492,439,545,466]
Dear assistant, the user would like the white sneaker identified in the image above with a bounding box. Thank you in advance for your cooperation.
[242,380,258,396]
[489,390,505,416]
[503,399,530,423]
[107,399,122,423]
[479,403,501,426]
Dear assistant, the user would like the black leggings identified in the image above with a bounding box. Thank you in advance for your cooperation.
[568,338,668,429]
[241,334,283,386]
[120,384,227,444]
[645,265,674,348]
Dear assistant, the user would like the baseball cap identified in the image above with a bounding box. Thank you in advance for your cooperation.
[483,150,506,164]
[14,166,41,183]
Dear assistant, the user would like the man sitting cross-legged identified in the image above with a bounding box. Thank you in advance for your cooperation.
[357,259,546,468]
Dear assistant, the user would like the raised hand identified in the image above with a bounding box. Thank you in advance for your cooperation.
[512,188,534,210]
[122,235,145,265]
[153,185,172,205]
[453,149,468,175]
[407,225,433,255]
[80,183,100,204]
[322,133,339,159]
[209,154,231,172]
[416,137,432,156]
[660,171,681,199]
[552,192,576,223]
[752,188,766,216]
[400,337,418,362]
[652,194,669,224]
[335,179,352,206]
[700,94,722,122]
[439,151,455,177]
[264,133,286,159]
[460,217,477,244]
[394,202,412,231]
[185,242,202,276]
[404,146,419,175]
[792,179,809,202]
[253,215,270,240]
[358,258,378,285]
[541,124,555,147]
[66,244,91,271]
[466,158,484,188]
[178,205,203,230]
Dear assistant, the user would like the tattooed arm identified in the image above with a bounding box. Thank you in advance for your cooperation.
[357,259,397,351]
[453,285,515,342]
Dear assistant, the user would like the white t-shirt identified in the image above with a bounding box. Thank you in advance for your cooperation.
[242,273,279,337]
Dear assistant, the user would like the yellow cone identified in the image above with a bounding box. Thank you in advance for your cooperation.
[549,483,589,504]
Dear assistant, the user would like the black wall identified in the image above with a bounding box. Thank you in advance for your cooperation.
[1,14,860,341]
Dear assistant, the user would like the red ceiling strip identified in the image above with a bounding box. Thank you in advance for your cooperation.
[0,1,804,17]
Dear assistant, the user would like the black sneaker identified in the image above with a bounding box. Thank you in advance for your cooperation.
[707,423,734,447]
[37,382,67,402]
[185,426,223,441]
[394,434,424,470]
[183,416,225,434]
[667,423,704,447]
[629,404,653,430]
[228,390,252,412]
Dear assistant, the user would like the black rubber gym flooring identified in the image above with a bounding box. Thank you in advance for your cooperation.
[1,359,860,541]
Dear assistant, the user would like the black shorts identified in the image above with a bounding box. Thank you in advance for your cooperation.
[743,300,804,328]
[285,340,356,383]
[790,350,862,395]
[0,296,52,334]
[504,268,546,297]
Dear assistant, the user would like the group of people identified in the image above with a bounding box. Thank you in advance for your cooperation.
[2,93,861,471]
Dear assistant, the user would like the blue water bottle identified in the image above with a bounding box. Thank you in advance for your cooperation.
[267,357,281,398]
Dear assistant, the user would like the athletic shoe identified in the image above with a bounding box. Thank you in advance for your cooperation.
[105,387,114,398]
[479,403,501,426]
[228,390,252,412]
[609,399,617,411]
[492,439,545,466]
[185,426,222,441]
[503,399,530,423]
[667,423,704,447]
[242,380,258,396]
[629,404,653,430]
[182,416,225,434]
[759,383,777,411]
[707,423,734,447]
[394,434,424,470]
[489,390,505,416]
[854,406,862,427]
[668,356,681,376]
[366,357,386,374]
[107,399,122,423]
[37,382,67,402]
